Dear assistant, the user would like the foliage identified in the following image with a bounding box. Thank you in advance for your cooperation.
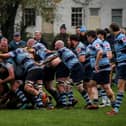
[0,0,62,24]
[72,0,92,6]
[0,0,62,39]
[22,0,62,22]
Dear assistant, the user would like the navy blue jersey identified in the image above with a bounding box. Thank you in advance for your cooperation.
[9,48,42,72]
[87,38,111,72]
[103,40,111,52]
[73,42,90,67]
[73,42,86,57]
[57,47,79,69]
[32,42,47,51]
[33,42,47,60]
[114,33,126,66]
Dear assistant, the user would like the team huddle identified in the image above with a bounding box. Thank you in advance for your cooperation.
[0,22,126,116]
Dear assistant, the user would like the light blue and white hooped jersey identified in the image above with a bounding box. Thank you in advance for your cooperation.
[74,42,86,57]
[9,48,41,72]
[103,40,111,52]
[33,42,47,60]
[87,38,111,72]
[57,47,79,69]
[114,33,126,66]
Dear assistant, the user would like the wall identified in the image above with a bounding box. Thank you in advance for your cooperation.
[15,0,126,35]
[53,0,83,35]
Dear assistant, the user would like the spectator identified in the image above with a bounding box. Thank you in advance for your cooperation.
[34,31,48,48]
[75,26,81,38]
[9,32,26,51]
[53,24,69,48]
[79,26,88,46]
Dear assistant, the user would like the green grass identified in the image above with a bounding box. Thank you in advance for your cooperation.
[0,87,126,126]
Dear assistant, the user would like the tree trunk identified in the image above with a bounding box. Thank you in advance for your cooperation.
[1,1,20,40]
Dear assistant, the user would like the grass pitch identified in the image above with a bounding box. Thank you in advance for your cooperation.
[0,87,125,126]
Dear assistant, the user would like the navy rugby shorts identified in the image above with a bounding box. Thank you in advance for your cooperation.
[55,62,70,79]
[117,65,126,80]
[25,68,44,82]
[70,63,84,83]
[91,70,110,84]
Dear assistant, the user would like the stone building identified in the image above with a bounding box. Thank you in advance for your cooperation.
[15,0,126,35]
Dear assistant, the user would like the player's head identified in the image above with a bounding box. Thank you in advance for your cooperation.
[55,40,64,50]
[0,37,8,52]
[109,22,120,34]
[70,34,79,47]
[27,38,36,48]
[97,29,107,40]
[86,30,97,43]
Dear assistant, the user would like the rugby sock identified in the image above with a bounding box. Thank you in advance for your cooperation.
[34,83,43,93]
[114,92,124,113]
[81,90,92,105]
[34,83,38,90]
[67,90,74,105]
[15,88,27,103]
[101,89,107,97]
[33,94,43,107]
[37,83,43,93]
[101,89,108,104]
[93,99,99,105]
[59,92,67,106]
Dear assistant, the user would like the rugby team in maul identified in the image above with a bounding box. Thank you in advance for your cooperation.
[0,22,126,116]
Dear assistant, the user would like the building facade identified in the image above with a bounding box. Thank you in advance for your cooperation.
[15,0,126,35]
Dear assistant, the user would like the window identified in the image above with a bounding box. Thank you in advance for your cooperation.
[71,7,82,27]
[24,8,36,26]
[112,9,122,26]
[90,8,100,16]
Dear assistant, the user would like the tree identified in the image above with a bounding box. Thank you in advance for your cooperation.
[0,0,62,40]
[0,0,20,40]
[72,0,92,5]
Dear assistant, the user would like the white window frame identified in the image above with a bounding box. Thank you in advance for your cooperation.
[112,9,123,26]
[24,8,36,27]
[71,7,83,27]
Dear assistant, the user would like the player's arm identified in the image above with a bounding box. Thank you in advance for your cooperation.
[0,53,11,59]
[95,50,103,65]
[0,64,15,84]
[42,54,58,65]
[45,50,57,54]
[77,47,86,63]
[34,60,44,66]
[107,51,112,59]
[34,53,58,67]
[94,42,103,71]
[105,42,112,59]
[95,50,103,72]
[79,55,86,63]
